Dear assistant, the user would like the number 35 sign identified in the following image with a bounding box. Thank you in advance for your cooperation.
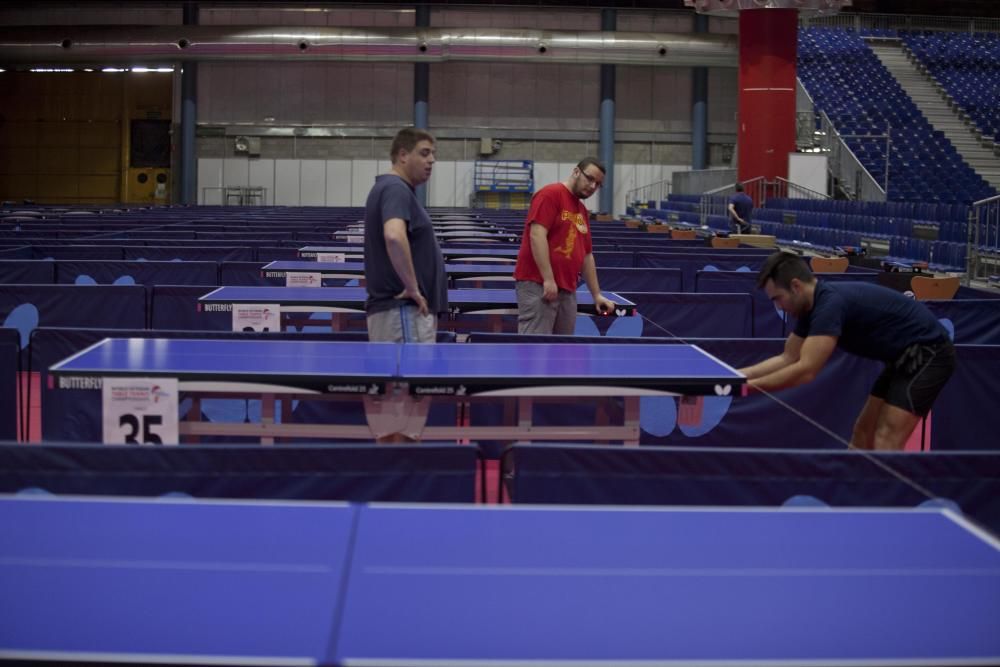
[102,378,179,445]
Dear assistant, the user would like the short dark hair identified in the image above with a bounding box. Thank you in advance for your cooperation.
[734,182,744,192]
[390,127,435,163]
[756,251,815,289]
[576,157,606,175]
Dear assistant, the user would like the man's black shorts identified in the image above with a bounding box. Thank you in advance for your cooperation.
[871,339,956,417]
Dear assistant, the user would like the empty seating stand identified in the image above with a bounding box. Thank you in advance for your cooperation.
[798,27,996,204]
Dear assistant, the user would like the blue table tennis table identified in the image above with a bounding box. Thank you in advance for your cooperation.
[299,245,521,263]
[3,496,999,666]
[197,286,636,333]
[262,260,515,287]
[333,215,500,234]
[48,338,742,443]
[332,228,518,244]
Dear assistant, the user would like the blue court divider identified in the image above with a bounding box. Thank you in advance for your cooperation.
[0,328,17,441]
[0,285,147,363]
[924,299,1000,344]
[636,253,767,290]
[258,246,303,261]
[616,244,774,256]
[955,285,1000,300]
[693,271,785,337]
[617,292,754,338]
[598,267,682,292]
[503,444,1000,533]
[693,270,882,337]
[465,333,879,449]
[0,443,478,503]
[220,261,283,286]
[56,260,219,287]
[592,251,636,268]
[0,246,33,260]
[31,245,125,260]
[122,245,254,262]
[932,345,1000,450]
[150,285,234,331]
[0,259,56,283]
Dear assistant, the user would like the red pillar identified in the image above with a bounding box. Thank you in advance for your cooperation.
[737,8,798,204]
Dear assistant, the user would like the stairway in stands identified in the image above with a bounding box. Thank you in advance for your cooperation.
[869,39,1000,191]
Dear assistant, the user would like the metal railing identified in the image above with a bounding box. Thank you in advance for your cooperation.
[625,179,671,210]
[817,111,887,202]
[803,12,1000,35]
[698,181,740,223]
[200,185,268,206]
[967,193,1000,283]
[795,79,817,149]
[698,176,830,227]
[671,169,737,196]
[698,177,770,225]
[775,177,831,201]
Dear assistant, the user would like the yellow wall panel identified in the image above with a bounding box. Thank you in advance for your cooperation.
[37,122,79,147]
[79,174,119,199]
[5,93,36,121]
[88,74,125,120]
[0,71,166,204]
[80,147,120,174]
[129,73,172,117]
[37,148,80,174]
[0,121,40,148]
[79,121,120,148]
[0,174,38,199]
[0,148,38,174]
[36,177,79,199]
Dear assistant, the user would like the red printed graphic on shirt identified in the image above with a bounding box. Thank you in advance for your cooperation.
[514,183,592,292]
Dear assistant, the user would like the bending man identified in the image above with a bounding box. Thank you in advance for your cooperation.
[739,251,955,450]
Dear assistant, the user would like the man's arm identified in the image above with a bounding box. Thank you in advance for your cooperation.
[739,334,803,379]
[383,217,429,315]
[581,253,614,314]
[744,334,838,392]
[727,202,742,223]
[528,222,558,301]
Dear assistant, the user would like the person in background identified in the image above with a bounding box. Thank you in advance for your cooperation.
[728,182,753,234]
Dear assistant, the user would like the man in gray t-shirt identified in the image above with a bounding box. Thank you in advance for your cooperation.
[363,128,448,343]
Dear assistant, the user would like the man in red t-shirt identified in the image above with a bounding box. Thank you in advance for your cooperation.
[513,157,615,335]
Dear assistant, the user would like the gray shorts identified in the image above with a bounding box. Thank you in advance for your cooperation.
[515,280,578,336]
[367,304,437,343]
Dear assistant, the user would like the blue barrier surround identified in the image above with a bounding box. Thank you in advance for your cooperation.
[502,443,1000,533]
[0,442,480,503]
[0,328,18,442]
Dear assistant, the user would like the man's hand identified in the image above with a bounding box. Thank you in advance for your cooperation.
[542,278,558,302]
[395,287,429,316]
[593,293,615,315]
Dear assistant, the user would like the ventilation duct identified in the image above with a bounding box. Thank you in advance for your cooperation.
[0,26,738,67]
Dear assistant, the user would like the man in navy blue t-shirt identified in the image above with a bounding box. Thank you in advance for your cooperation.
[727,183,753,234]
[739,252,955,450]
[363,127,448,343]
